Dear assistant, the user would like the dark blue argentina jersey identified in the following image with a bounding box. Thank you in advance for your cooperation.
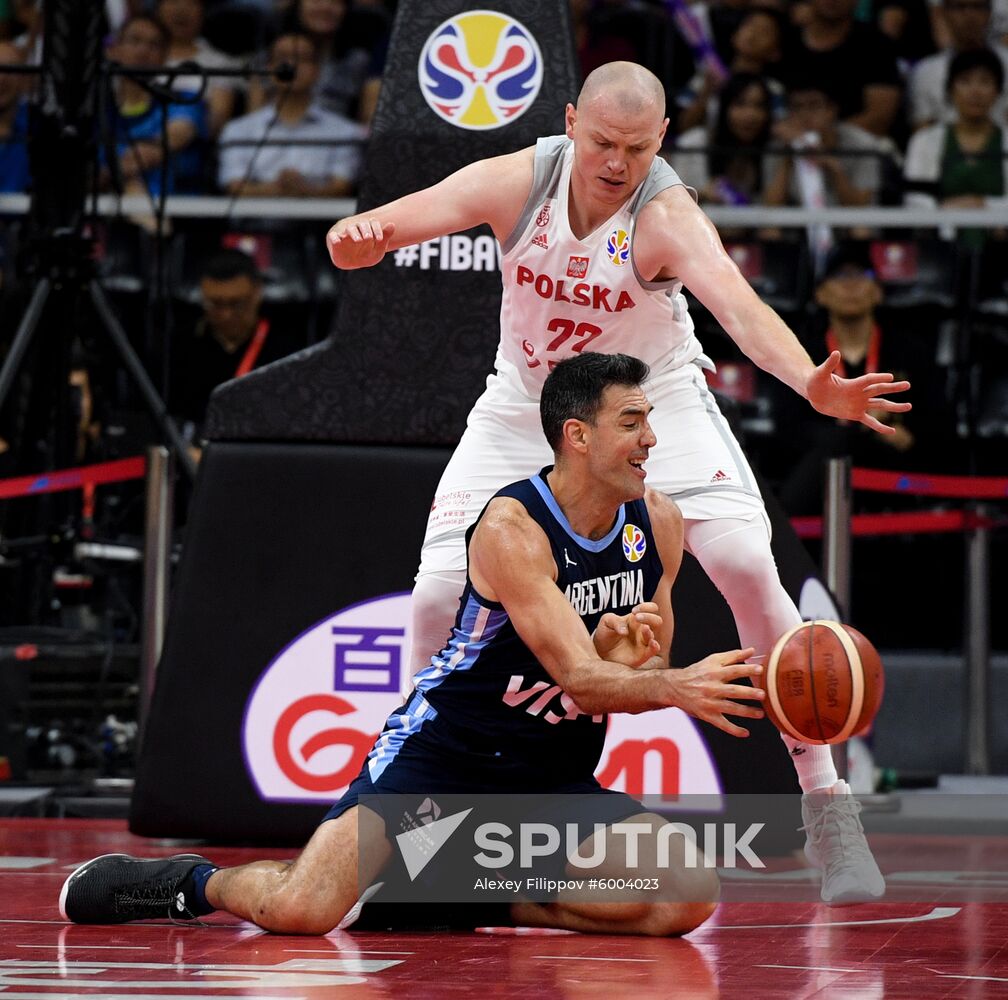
[366,468,665,783]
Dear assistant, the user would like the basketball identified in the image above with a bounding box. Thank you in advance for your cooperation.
[761,621,884,745]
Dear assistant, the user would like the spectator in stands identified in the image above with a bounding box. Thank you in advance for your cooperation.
[0,40,29,193]
[776,243,935,515]
[673,73,775,205]
[171,249,296,438]
[931,0,1008,47]
[781,0,903,137]
[875,0,938,63]
[765,78,885,208]
[218,31,363,196]
[571,0,639,79]
[904,47,1008,246]
[158,0,240,138]
[910,0,1008,128]
[105,14,207,196]
[690,0,757,63]
[248,0,388,123]
[5,0,39,59]
[677,6,785,134]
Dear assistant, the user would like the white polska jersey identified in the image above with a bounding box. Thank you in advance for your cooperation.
[496,136,703,396]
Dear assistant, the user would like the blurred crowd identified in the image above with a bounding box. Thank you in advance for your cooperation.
[0,0,1005,486]
[0,0,1005,209]
[0,1,1005,652]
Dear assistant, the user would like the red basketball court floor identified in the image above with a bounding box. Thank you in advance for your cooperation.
[2,818,1007,998]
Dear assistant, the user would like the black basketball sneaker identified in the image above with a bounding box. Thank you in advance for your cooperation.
[59,853,211,924]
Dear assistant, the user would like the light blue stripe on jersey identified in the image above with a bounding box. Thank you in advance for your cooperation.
[367,591,509,780]
[530,473,626,552]
[415,590,510,692]
[367,690,438,781]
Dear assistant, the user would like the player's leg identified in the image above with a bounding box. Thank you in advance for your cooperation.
[407,376,550,683]
[684,514,839,793]
[677,516,883,904]
[646,365,883,903]
[645,366,839,788]
[511,812,718,936]
[408,565,466,689]
[205,806,389,933]
[60,806,390,933]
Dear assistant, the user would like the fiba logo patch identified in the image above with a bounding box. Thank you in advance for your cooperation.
[418,11,543,130]
[606,228,631,266]
[622,524,646,563]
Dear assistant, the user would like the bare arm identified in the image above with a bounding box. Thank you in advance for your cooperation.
[636,187,912,432]
[225,172,354,198]
[763,156,793,208]
[119,117,198,178]
[469,499,764,734]
[205,87,236,139]
[819,156,875,207]
[326,146,535,268]
[845,84,902,137]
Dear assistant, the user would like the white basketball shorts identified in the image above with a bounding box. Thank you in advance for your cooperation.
[418,361,768,576]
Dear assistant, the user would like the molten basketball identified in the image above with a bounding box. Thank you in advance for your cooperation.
[761,621,884,745]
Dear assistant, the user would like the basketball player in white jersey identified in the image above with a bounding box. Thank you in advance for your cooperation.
[327,61,906,905]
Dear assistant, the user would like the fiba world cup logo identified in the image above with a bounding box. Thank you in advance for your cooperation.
[622,524,646,563]
[418,11,543,130]
[607,228,631,267]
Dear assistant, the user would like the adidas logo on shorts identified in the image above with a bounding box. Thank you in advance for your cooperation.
[710,469,731,482]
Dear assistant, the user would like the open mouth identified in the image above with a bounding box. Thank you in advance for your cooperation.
[629,457,647,478]
[600,177,625,188]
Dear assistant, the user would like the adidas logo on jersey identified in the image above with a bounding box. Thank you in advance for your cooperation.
[710,469,731,482]
[532,233,549,249]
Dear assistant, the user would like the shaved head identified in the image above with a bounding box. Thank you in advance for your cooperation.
[577,61,666,120]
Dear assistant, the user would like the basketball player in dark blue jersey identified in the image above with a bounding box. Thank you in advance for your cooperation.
[60,353,766,937]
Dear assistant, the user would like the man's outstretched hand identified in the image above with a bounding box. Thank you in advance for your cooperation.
[668,649,765,738]
[326,218,397,270]
[806,350,911,434]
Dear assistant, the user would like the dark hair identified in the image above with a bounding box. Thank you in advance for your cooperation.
[201,248,261,283]
[734,6,785,56]
[118,13,171,47]
[818,240,875,283]
[272,29,321,60]
[946,47,1004,96]
[540,353,650,451]
[786,76,836,103]
[709,72,773,183]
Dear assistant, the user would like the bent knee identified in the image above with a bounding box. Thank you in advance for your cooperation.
[642,899,718,937]
[254,886,346,935]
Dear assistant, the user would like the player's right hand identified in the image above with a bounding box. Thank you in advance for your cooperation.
[326,218,397,269]
[669,648,765,738]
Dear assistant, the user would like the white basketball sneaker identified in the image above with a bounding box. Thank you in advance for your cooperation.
[801,780,885,905]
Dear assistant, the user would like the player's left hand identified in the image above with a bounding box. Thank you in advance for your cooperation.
[593,602,662,667]
[806,351,911,435]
